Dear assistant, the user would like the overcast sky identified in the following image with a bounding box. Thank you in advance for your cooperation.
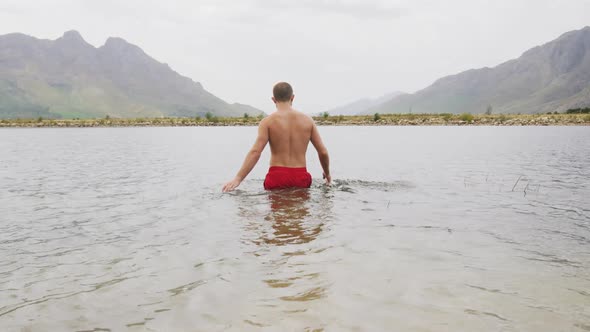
[0,0,589,113]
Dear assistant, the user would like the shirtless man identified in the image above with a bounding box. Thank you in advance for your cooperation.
[222,82,331,192]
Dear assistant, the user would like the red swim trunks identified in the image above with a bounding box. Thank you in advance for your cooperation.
[263,166,312,190]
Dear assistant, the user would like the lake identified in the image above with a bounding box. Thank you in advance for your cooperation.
[1,126,589,331]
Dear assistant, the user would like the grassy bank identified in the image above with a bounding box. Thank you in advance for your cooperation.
[1,113,589,128]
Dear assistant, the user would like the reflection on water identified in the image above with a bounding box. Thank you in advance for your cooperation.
[263,189,319,246]
[238,187,333,306]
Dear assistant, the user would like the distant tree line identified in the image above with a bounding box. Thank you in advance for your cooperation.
[565,107,590,114]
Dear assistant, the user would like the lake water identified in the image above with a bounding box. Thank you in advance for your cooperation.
[0,126,589,331]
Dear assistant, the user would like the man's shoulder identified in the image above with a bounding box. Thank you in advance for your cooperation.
[291,109,314,121]
[263,109,314,126]
[260,112,279,124]
[258,115,272,128]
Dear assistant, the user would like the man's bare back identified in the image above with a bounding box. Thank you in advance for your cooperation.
[222,82,330,192]
[267,108,313,167]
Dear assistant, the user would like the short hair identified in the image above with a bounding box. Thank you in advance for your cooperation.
[273,82,293,102]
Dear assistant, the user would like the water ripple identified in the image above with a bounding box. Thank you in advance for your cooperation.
[1,127,588,331]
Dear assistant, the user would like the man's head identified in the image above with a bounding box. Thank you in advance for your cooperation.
[272,82,294,104]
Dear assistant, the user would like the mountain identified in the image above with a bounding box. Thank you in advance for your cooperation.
[325,91,404,115]
[0,30,260,119]
[366,26,590,115]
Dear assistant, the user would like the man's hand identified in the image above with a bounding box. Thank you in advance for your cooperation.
[222,177,242,192]
[323,172,332,186]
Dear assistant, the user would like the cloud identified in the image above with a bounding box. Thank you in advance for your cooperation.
[253,0,408,20]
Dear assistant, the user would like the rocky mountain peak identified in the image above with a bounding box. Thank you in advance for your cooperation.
[55,30,93,52]
[101,37,145,55]
[61,30,84,41]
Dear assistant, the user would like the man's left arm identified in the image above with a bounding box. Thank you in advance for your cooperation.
[222,119,269,192]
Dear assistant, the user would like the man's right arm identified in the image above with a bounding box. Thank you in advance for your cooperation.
[222,118,269,192]
[310,122,331,185]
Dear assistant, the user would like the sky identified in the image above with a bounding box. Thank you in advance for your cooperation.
[0,0,589,114]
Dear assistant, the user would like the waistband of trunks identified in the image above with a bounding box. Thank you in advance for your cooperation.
[268,166,308,172]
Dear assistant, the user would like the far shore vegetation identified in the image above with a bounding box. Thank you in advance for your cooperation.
[1,109,589,127]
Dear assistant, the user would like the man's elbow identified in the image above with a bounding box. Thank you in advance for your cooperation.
[318,149,329,158]
[249,149,262,159]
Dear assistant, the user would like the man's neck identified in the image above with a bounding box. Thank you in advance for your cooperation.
[275,102,292,112]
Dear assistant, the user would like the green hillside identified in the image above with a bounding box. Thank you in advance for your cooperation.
[0,31,260,119]
[366,26,590,115]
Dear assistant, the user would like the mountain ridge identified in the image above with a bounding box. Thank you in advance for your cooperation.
[326,91,404,115]
[0,30,260,119]
[365,26,590,115]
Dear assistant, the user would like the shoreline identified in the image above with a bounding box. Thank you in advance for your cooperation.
[1,113,589,127]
